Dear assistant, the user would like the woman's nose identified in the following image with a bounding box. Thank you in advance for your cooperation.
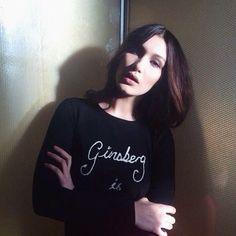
[133,57,145,73]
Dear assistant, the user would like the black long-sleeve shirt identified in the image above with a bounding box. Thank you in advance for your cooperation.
[32,98,175,236]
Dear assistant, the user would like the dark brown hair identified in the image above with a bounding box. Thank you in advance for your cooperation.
[86,24,193,128]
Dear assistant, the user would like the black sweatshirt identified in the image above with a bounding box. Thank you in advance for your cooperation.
[32,98,175,236]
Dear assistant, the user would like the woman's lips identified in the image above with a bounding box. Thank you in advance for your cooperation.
[121,73,139,85]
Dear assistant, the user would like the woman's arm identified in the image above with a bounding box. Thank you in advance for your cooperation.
[32,99,78,220]
[134,128,176,235]
[32,99,136,230]
[147,128,175,204]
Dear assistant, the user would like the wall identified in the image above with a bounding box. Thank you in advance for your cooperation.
[0,0,120,235]
[129,1,236,235]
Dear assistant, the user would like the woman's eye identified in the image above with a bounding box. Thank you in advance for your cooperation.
[150,60,160,68]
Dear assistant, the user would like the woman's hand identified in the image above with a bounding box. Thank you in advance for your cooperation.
[45,145,75,190]
[134,197,176,236]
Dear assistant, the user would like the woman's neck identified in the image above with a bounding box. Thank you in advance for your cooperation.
[99,96,138,121]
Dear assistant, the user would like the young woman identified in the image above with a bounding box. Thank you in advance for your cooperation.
[33,24,192,236]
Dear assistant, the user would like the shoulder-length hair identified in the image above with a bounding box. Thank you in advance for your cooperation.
[86,24,193,128]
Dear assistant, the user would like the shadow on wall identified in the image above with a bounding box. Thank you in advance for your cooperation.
[0,47,108,236]
[170,102,216,236]
[214,158,236,236]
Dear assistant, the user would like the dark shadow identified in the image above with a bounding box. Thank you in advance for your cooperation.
[0,47,108,235]
[214,163,236,236]
[170,101,216,236]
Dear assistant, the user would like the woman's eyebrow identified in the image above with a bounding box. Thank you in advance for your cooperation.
[153,54,166,65]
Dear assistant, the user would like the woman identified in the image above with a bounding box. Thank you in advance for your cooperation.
[33,24,192,236]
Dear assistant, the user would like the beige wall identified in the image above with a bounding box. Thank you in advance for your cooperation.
[130,1,236,236]
[0,0,120,235]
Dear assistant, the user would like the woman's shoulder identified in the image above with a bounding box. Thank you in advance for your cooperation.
[57,97,93,110]
[53,97,95,117]
[59,97,86,106]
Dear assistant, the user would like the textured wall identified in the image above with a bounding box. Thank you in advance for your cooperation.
[0,0,120,235]
[129,1,236,235]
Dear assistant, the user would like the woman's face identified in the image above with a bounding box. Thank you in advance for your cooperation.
[116,35,167,97]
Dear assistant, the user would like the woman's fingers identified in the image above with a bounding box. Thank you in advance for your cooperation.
[157,213,175,235]
[135,199,176,235]
[154,203,176,234]
[165,214,176,224]
[47,151,68,174]
[47,145,72,173]
[53,145,70,159]
[163,205,176,215]
[53,145,72,168]
[45,146,75,190]
[158,229,167,236]
[45,162,74,190]
[161,222,173,230]
[44,163,63,179]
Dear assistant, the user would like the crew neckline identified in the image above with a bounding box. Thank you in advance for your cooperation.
[96,103,138,123]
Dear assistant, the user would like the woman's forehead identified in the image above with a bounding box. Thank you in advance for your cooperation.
[126,35,167,61]
[143,35,167,58]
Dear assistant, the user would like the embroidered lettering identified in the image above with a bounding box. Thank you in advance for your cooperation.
[109,178,122,191]
[80,140,146,182]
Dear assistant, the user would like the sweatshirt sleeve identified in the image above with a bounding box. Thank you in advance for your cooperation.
[32,98,79,220]
[32,99,135,228]
[146,128,175,205]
